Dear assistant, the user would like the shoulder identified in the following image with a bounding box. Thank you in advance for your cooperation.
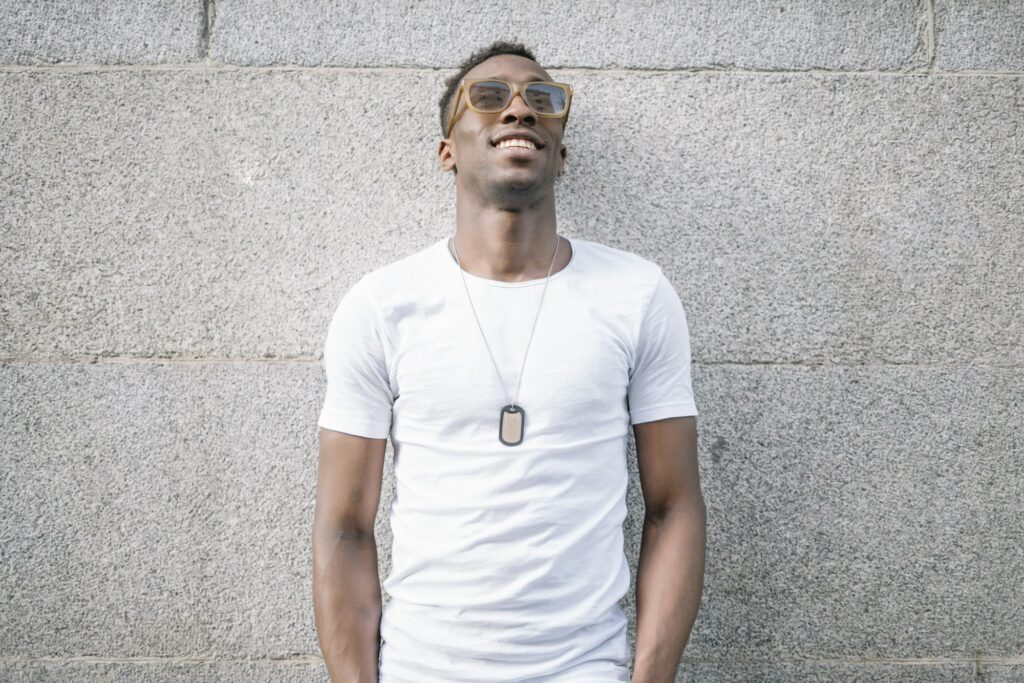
[342,238,448,332]
[340,238,445,318]
[572,237,665,295]
[358,238,442,291]
[575,236,662,271]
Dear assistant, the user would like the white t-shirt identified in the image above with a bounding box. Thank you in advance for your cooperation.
[318,235,698,683]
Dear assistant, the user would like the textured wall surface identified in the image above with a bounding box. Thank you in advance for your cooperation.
[1,1,1022,681]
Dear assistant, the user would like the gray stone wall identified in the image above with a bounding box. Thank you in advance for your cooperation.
[1,1,1021,681]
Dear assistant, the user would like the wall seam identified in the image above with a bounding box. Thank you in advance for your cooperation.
[0,357,1021,369]
[2,655,1024,665]
[201,0,217,60]
[925,0,937,72]
[0,65,1021,77]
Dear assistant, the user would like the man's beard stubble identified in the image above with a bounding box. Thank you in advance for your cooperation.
[467,158,559,208]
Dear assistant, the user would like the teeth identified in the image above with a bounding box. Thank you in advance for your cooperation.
[497,138,537,150]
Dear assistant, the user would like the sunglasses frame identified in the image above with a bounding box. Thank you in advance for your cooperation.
[445,78,574,138]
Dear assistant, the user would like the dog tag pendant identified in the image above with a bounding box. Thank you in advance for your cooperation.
[499,405,525,446]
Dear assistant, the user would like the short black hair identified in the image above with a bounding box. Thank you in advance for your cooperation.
[438,41,539,137]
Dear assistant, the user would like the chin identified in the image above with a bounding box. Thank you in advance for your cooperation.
[489,178,547,201]
[496,167,556,189]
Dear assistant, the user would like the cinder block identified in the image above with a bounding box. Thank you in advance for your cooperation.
[2,70,1020,365]
[211,0,925,70]
[670,363,1023,658]
[935,0,1024,71]
[0,659,327,683]
[676,660,974,682]
[560,71,1024,366]
[975,664,1024,682]
[2,362,1020,659]
[0,1,203,65]
[0,68,450,360]
[0,361,352,656]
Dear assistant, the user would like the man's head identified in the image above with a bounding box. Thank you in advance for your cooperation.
[437,41,570,202]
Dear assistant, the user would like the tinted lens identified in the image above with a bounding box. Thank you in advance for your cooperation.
[524,83,568,114]
[467,81,512,112]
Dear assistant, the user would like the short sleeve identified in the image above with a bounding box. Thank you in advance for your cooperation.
[626,269,699,425]
[317,276,394,439]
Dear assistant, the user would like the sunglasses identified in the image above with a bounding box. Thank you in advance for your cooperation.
[445,78,574,138]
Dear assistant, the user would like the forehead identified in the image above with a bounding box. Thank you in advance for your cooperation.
[464,54,551,82]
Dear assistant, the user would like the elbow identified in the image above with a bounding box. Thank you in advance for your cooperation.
[313,521,375,547]
[645,495,706,525]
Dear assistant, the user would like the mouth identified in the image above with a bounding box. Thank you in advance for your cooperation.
[491,137,542,157]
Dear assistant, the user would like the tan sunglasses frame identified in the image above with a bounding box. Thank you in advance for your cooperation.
[445,78,574,138]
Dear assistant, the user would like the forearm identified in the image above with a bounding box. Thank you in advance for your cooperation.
[312,526,383,683]
[631,500,707,683]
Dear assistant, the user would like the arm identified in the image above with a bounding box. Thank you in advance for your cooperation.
[312,427,387,683]
[630,415,706,683]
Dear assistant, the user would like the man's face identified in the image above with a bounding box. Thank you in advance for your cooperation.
[438,54,568,200]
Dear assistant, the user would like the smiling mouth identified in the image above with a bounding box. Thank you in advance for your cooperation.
[493,138,542,151]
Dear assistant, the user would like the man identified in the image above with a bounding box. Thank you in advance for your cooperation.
[313,41,705,683]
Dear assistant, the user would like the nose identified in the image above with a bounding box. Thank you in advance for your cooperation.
[500,92,536,127]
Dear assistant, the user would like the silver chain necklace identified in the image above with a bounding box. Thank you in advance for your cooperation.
[448,234,561,446]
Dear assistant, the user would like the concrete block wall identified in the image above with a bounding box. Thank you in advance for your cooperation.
[1,1,1021,681]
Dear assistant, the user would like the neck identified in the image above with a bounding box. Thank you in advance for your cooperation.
[451,190,570,282]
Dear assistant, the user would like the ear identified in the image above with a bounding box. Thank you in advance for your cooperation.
[558,143,567,176]
[438,137,457,174]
